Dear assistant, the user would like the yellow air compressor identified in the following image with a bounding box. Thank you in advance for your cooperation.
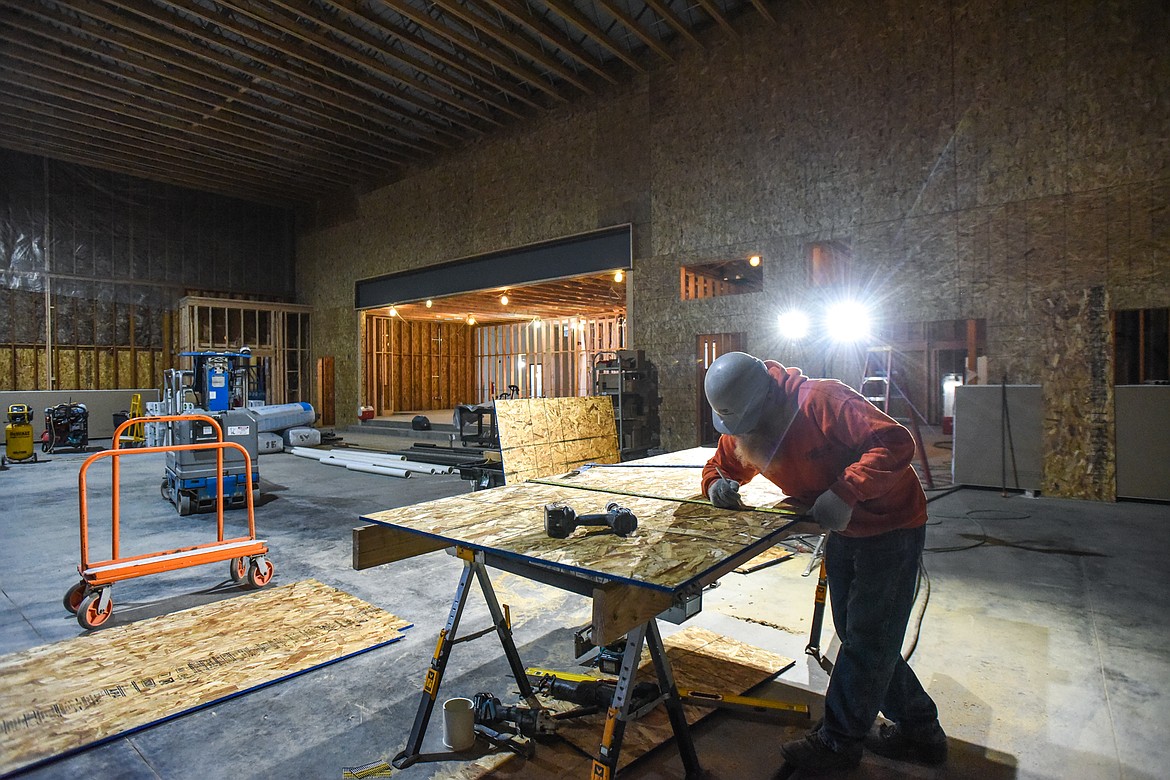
[3,403,38,466]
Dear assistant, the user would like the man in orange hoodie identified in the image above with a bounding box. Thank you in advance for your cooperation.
[701,352,946,774]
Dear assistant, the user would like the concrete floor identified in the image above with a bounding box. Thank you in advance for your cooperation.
[1,432,1168,780]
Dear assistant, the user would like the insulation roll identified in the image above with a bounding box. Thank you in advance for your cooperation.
[344,462,412,479]
[248,402,316,433]
[282,427,321,447]
[257,432,284,454]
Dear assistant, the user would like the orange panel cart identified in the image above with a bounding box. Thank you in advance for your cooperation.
[63,414,274,630]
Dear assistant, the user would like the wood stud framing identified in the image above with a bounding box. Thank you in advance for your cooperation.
[177,297,314,406]
[0,0,773,205]
[362,314,475,413]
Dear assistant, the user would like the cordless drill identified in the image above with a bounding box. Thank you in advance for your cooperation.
[544,501,639,539]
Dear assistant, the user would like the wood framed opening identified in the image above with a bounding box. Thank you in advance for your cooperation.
[871,318,986,424]
[360,273,628,416]
[696,332,746,445]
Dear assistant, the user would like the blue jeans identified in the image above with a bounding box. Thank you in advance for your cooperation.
[821,525,939,749]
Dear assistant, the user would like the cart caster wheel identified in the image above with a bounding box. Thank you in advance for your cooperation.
[229,556,248,584]
[78,590,113,629]
[246,558,274,589]
[63,581,87,614]
[179,494,192,516]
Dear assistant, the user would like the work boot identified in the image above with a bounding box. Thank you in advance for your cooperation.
[864,720,948,765]
[777,730,862,774]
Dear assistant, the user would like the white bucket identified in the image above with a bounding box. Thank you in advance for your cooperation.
[442,697,476,751]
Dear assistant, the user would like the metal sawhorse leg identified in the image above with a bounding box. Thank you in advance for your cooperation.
[393,548,540,769]
[591,618,701,779]
[393,547,703,778]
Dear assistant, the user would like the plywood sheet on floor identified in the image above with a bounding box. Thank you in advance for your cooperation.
[0,580,410,777]
[460,626,794,778]
[495,397,619,485]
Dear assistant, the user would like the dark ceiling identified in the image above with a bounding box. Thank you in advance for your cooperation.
[0,0,775,208]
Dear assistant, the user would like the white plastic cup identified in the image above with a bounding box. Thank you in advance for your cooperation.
[442,697,476,751]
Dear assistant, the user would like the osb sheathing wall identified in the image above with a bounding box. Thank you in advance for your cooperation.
[1041,287,1116,501]
[297,0,1170,501]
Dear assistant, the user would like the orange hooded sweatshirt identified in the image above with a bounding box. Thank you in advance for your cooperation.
[701,361,927,538]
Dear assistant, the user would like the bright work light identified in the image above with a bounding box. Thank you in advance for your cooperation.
[777,309,811,341]
[825,300,870,343]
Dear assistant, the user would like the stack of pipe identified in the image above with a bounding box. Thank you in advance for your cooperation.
[288,447,457,479]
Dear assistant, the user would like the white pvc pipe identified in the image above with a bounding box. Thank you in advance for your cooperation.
[395,460,455,475]
[344,462,412,479]
[311,448,408,463]
[319,456,366,468]
[311,448,453,474]
[292,447,452,476]
[320,455,449,475]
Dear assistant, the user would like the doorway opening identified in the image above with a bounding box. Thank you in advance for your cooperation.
[360,273,628,419]
[696,332,746,446]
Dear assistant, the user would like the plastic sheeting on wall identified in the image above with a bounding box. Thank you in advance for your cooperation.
[0,149,297,391]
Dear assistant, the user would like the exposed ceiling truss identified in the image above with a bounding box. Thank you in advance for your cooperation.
[0,0,774,207]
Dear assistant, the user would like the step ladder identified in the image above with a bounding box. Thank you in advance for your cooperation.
[118,393,146,447]
[859,346,934,489]
[860,346,894,413]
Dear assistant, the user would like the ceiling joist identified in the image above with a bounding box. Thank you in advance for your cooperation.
[0,0,767,205]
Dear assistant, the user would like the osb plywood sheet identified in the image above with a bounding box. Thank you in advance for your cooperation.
[362,480,800,591]
[0,580,410,777]
[494,397,619,485]
[634,446,716,466]
[462,626,794,777]
[1040,286,1116,500]
[534,465,793,510]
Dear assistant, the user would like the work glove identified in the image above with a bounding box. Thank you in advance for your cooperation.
[811,488,853,531]
[708,478,744,509]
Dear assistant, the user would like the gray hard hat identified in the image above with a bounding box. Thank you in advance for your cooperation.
[705,352,773,435]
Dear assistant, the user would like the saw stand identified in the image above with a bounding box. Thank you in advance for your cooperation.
[392,547,701,779]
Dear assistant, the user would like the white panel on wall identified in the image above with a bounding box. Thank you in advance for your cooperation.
[952,385,1043,491]
[1115,385,1170,501]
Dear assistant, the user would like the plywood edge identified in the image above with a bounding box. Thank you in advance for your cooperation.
[590,583,673,646]
[352,524,450,569]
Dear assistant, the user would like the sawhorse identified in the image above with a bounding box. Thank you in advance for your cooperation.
[802,534,833,672]
[392,547,702,779]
